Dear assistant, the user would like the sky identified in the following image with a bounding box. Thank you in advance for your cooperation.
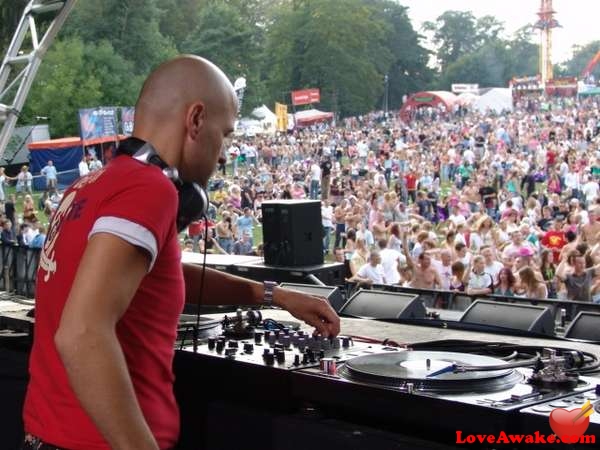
[400,0,598,63]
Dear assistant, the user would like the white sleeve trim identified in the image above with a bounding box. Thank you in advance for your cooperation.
[89,216,158,272]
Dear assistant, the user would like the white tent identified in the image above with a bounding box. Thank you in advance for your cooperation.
[235,105,278,136]
[473,88,513,114]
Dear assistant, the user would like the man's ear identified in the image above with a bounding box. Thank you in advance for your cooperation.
[187,102,206,140]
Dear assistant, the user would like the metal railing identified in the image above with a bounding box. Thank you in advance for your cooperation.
[0,243,39,298]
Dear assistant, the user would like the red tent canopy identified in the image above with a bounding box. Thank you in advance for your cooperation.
[294,109,334,127]
[399,91,458,121]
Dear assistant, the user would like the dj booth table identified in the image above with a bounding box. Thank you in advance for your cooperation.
[174,309,600,450]
[181,252,345,286]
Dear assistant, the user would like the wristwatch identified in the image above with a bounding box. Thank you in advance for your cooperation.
[263,280,278,307]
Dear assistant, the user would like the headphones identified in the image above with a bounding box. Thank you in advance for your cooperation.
[116,137,208,232]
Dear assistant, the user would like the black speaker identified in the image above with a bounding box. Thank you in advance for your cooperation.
[279,283,345,312]
[262,200,323,267]
[565,311,600,340]
[460,300,555,336]
[339,289,425,319]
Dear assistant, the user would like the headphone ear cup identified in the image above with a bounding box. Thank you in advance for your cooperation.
[176,182,208,232]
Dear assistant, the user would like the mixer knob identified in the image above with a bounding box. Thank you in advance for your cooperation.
[342,337,352,348]
[268,333,277,346]
[264,331,271,340]
[319,350,325,360]
[225,347,237,357]
[207,338,216,350]
[282,335,292,348]
[263,348,271,357]
[228,340,238,348]
[322,339,331,350]
[216,340,225,352]
[297,338,306,351]
[243,343,254,353]
[264,353,275,365]
[276,350,285,364]
[254,332,263,344]
[332,337,340,349]
[293,354,301,366]
[291,333,300,346]
[596,384,600,396]
[283,327,291,335]
[302,353,310,364]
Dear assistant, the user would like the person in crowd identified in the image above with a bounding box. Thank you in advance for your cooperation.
[22,194,37,223]
[29,224,47,249]
[215,211,236,254]
[349,237,369,277]
[449,261,467,292]
[466,255,494,296]
[518,267,548,299]
[22,55,339,450]
[0,220,15,244]
[78,156,90,177]
[16,165,33,195]
[232,231,254,255]
[377,238,404,285]
[40,160,58,190]
[557,254,600,302]
[347,250,385,286]
[402,231,441,290]
[494,267,516,297]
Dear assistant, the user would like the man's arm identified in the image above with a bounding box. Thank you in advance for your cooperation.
[183,264,340,337]
[55,233,159,450]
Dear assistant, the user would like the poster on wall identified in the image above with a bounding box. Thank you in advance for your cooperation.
[78,107,118,142]
[120,107,135,135]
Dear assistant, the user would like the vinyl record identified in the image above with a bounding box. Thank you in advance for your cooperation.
[339,351,522,394]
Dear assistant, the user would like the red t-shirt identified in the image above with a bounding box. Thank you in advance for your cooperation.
[541,230,566,264]
[24,155,184,449]
[405,173,417,190]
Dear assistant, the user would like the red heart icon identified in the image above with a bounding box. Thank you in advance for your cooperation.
[549,408,590,443]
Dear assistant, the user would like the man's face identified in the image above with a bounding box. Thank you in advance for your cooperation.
[181,90,237,187]
[482,248,493,262]
[574,256,586,273]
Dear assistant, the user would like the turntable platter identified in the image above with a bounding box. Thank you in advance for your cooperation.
[339,351,523,394]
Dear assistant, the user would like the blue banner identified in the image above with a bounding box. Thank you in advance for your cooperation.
[79,107,118,141]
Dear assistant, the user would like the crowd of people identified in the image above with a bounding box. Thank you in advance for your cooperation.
[195,94,600,303]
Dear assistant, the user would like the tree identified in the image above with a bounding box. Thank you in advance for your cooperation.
[0,0,28,54]
[20,38,143,137]
[181,2,265,114]
[368,0,433,108]
[21,38,103,137]
[264,0,397,117]
[562,41,600,80]
[423,11,479,72]
[63,0,177,74]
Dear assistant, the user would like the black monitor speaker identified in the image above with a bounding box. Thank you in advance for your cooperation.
[339,289,425,319]
[262,200,323,267]
[279,283,345,312]
[460,300,555,336]
[565,311,600,340]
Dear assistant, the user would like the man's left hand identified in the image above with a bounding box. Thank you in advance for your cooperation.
[273,287,340,337]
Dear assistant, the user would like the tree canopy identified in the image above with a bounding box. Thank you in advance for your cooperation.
[0,1,595,137]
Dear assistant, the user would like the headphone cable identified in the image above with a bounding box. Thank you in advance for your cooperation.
[192,216,209,353]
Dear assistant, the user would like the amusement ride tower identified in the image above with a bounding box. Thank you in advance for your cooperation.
[533,0,560,85]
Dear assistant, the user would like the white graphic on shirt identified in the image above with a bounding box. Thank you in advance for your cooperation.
[39,168,106,282]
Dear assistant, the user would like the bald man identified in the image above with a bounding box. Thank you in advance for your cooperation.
[23,56,339,450]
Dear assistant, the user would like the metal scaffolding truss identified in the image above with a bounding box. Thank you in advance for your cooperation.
[0,0,77,160]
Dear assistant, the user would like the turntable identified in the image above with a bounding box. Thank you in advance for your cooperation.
[338,351,523,394]
[175,312,600,449]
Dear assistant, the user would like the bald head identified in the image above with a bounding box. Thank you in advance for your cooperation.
[133,55,237,184]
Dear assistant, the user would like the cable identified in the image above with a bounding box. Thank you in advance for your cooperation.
[192,216,209,353]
